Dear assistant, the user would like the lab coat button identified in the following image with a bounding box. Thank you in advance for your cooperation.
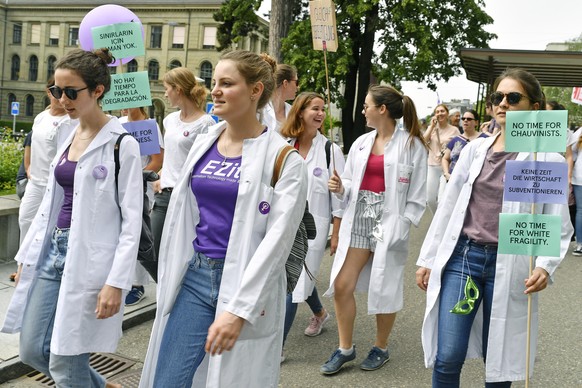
[451,236,456,240]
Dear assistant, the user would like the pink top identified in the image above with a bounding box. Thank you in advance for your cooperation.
[360,153,385,193]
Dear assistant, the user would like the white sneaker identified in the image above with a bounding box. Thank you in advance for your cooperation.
[573,244,582,256]
[304,311,330,336]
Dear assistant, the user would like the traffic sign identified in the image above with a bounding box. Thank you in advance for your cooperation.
[11,102,19,116]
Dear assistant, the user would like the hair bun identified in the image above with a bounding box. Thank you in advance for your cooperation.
[260,53,277,74]
[94,48,115,66]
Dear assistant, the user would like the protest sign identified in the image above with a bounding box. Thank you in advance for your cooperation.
[102,71,152,111]
[504,160,568,204]
[91,22,145,61]
[121,119,160,156]
[498,213,561,257]
[505,110,567,152]
[309,0,338,52]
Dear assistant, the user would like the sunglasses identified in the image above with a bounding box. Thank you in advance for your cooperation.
[461,117,475,121]
[49,86,89,100]
[450,275,480,315]
[490,91,529,106]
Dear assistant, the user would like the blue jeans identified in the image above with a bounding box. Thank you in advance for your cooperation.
[154,251,224,387]
[433,236,510,388]
[283,286,324,344]
[19,228,106,388]
[572,185,582,243]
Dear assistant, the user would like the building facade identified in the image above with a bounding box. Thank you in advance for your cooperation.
[0,0,268,128]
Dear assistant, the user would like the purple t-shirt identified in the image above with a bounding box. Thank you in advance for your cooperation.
[54,148,77,229]
[191,141,241,259]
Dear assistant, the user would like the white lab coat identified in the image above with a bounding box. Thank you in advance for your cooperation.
[290,133,345,302]
[324,129,428,313]
[139,122,308,387]
[2,118,143,355]
[261,100,292,133]
[417,134,573,382]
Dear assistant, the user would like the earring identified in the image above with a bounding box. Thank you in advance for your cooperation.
[250,95,255,101]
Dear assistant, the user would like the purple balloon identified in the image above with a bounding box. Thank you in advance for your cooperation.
[79,4,144,66]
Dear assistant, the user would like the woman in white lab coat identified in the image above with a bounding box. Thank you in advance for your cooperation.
[279,92,345,352]
[2,48,142,388]
[261,61,298,132]
[140,50,307,388]
[416,68,572,387]
[323,85,427,375]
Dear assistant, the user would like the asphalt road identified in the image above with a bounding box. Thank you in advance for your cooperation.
[4,212,582,387]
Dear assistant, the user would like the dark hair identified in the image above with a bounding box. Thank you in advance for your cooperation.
[547,100,566,111]
[275,64,297,88]
[280,92,325,138]
[163,67,207,110]
[220,51,276,109]
[463,109,480,122]
[367,84,426,149]
[46,76,55,89]
[492,68,545,110]
[55,48,114,101]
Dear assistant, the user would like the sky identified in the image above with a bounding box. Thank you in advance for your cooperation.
[259,0,582,117]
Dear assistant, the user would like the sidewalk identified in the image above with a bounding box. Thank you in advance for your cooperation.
[0,261,157,384]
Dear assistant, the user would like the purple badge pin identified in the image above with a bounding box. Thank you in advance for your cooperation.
[92,165,108,180]
[258,201,270,214]
[313,167,323,177]
[183,130,190,137]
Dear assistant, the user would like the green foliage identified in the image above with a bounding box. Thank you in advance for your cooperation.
[0,120,33,132]
[543,86,582,127]
[214,0,263,51]
[0,137,23,191]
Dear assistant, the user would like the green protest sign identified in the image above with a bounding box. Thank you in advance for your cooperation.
[101,71,151,111]
[498,213,561,257]
[91,22,145,60]
[505,110,568,152]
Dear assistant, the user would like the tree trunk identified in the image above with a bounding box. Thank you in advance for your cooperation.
[353,4,379,141]
[268,0,293,62]
[341,21,361,153]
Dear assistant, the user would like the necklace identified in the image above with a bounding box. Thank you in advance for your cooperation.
[220,126,265,166]
[76,129,99,141]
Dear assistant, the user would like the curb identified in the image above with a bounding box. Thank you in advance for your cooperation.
[0,303,157,384]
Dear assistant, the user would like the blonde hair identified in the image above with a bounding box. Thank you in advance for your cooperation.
[163,67,207,110]
[219,50,276,109]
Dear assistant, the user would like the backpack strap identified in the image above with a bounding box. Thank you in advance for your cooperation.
[325,140,332,169]
[114,133,131,191]
[271,145,297,187]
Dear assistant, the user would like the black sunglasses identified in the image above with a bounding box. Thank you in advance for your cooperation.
[490,91,529,106]
[49,86,89,100]
[461,117,475,121]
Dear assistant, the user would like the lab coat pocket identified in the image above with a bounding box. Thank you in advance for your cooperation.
[397,163,414,193]
[86,242,116,289]
[388,215,411,252]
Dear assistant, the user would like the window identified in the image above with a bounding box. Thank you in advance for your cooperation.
[47,56,57,80]
[172,26,185,49]
[169,60,182,69]
[8,94,17,116]
[68,26,79,46]
[127,59,138,73]
[25,95,34,117]
[43,96,51,109]
[200,61,212,89]
[29,55,38,82]
[109,66,117,74]
[11,55,20,81]
[203,26,217,49]
[150,25,162,48]
[148,60,159,81]
[13,24,22,44]
[30,23,40,44]
[49,25,59,46]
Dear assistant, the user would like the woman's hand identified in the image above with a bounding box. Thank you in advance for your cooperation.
[330,233,339,255]
[328,170,344,194]
[205,311,245,356]
[95,285,122,319]
[415,267,431,291]
[14,263,23,286]
[524,267,549,294]
[153,179,161,194]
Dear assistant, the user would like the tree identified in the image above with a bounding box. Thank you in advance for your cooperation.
[214,0,262,51]
[216,0,495,152]
[268,0,300,62]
